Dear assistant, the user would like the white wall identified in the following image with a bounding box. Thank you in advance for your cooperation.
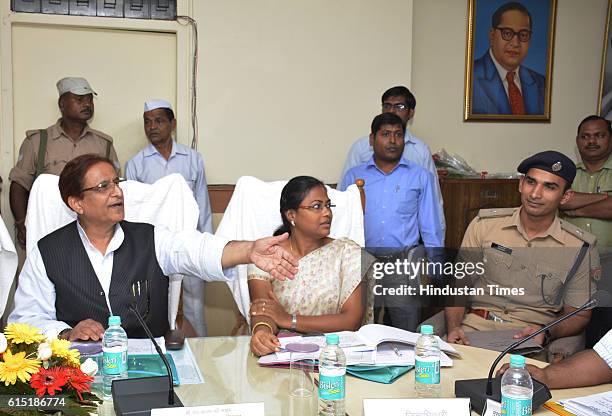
[411,0,608,173]
[194,0,414,184]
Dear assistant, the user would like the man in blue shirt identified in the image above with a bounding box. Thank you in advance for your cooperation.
[125,100,213,336]
[340,113,445,330]
[339,86,445,233]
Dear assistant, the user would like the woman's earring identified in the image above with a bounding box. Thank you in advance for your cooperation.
[290,220,295,227]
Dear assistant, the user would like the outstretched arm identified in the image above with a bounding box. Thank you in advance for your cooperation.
[498,349,612,389]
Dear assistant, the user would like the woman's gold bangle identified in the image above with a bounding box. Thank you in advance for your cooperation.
[251,321,274,335]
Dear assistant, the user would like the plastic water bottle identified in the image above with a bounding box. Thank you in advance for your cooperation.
[501,355,533,416]
[318,334,346,416]
[415,324,441,398]
[102,315,128,400]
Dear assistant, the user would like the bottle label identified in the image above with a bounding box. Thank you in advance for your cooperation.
[318,367,345,401]
[103,348,127,375]
[501,396,532,416]
[415,356,440,384]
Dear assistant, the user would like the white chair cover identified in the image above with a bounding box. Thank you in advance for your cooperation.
[24,173,199,329]
[0,214,18,317]
[215,176,365,321]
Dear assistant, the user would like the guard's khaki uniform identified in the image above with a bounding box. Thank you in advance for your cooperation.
[459,207,599,332]
[9,119,119,191]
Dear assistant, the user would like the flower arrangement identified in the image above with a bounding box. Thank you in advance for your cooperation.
[0,323,99,415]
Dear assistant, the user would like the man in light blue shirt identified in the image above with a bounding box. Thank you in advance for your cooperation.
[340,113,444,331]
[125,99,212,336]
[339,86,445,233]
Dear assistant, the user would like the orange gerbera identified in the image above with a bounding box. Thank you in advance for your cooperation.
[65,367,94,401]
[29,367,69,396]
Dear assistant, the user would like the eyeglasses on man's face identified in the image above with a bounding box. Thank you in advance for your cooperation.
[495,27,531,42]
[298,202,336,212]
[382,103,409,112]
[81,177,126,194]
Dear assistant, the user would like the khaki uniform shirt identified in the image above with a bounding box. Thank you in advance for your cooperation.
[566,155,612,249]
[460,207,598,329]
[9,119,119,192]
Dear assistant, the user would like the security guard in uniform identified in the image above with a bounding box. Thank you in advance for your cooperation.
[445,151,600,358]
[8,77,119,248]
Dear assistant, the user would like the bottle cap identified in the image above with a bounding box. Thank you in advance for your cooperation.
[509,354,525,368]
[420,325,434,335]
[325,334,340,345]
[108,315,121,326]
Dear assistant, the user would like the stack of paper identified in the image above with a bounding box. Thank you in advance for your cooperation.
[550,391,612,416]
[258,324,459,367]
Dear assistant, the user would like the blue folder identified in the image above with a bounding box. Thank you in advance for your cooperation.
[346,365,413,384]
[127,354,180,386]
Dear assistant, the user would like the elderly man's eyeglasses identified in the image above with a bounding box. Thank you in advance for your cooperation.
[298,202,336,212]
[382,103,409,111]
[495,27,532,42]
[81,177,126,194]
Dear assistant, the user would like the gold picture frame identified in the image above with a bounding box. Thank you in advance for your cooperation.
[464,0,557,122]
[598,0,612,119]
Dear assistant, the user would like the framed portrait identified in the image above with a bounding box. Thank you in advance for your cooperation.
[464,0,557,121]
[598,0,612,120]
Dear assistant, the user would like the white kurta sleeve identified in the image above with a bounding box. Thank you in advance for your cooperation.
[154,226,232,281]
[8,247,71,335]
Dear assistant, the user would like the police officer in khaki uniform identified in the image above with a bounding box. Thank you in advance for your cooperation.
[8,77,119,247]
[445,151,599,353]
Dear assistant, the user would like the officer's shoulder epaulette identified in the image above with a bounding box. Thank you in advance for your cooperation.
[560,219,597,245]
[476,207,517,220]
[25,129,42,139]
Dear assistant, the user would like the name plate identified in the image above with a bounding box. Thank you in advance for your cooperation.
[483,398,502,416]
[363,398,470,415]
[151,403,264,416]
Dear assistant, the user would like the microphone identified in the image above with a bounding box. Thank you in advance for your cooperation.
[455,291,607,415]
[111,303,183,416]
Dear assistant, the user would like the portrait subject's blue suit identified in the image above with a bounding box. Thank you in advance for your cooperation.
[472,51,545,115]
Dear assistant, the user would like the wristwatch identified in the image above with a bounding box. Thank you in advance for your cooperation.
[59,328,72,340]
[291,314,297,331]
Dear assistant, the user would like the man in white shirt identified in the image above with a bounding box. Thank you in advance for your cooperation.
[8,154,297,340]
[126,99,213,336]
[499,329,612,388]
[339,86,445,234]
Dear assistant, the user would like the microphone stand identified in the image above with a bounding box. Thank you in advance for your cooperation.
[111,304,184,416]
[128,304,176,405]
[485,298,596,396]
[455,297,597,414]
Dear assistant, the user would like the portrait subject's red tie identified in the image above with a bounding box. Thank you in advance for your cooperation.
[506,71,525,115]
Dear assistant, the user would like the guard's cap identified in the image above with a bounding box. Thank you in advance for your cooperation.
[517,150,576,186]
[144,99,173,112]
[56,77,97,96]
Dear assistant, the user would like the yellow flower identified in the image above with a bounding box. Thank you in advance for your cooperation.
[0,349,41,385]
[3,323,46,345]
[50,339,80,367]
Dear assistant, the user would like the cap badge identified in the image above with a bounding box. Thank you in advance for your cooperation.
[552,162,562,172]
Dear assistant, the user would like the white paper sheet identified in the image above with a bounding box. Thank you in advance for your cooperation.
[167,342,204,385]
[128,337,167,354]
[559,391,612,416]
[151,402,264,416]
[363,398,470,415]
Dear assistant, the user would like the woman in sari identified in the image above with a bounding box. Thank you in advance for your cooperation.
[249,176,369,356]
